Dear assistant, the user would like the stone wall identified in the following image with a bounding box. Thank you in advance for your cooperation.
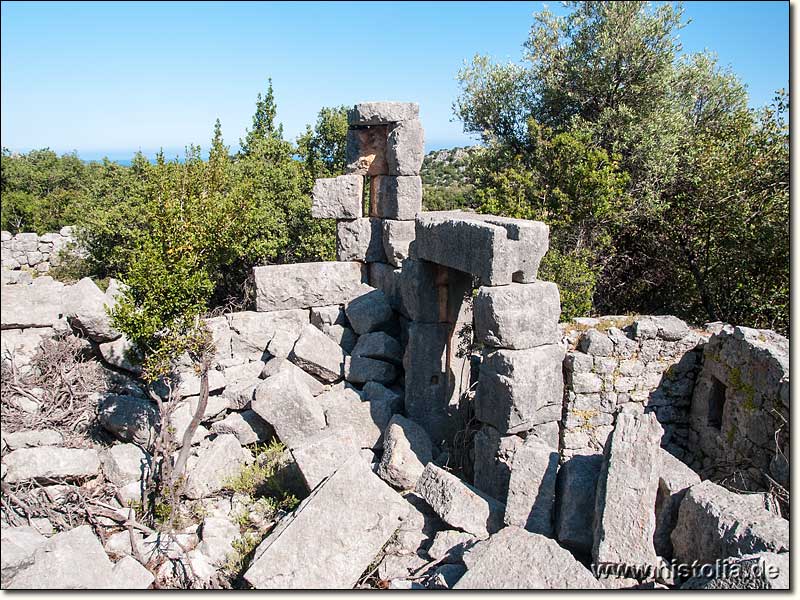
[1,227,79,279]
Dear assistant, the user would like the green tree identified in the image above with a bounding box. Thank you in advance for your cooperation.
[296,105,349,180]
[239,79,283,156]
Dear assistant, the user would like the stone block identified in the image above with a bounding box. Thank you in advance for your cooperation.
[382,219,416,266]
[210,410,274,446]
[344,287,394,334]
[101,443,150,486]
[344,355,397,385]
[184,434,253,499]
[654,449,701,559]
[474,282,560,349]
[351,331,403,364]
[62,277,120,342]
[427,530,477,563]
[368,262,404,313]
[503,435,559,536]
[345,125,388,175]
[310,304,347,328]
[348,102,419,126]
[1,526,47,586]
[579,329,614,356]
[3,447,101,483]
[416,464,505,538]
[336,218,385,262]
[472,425,522,502]
[289,324,346,382]
[244,457,409,589]
[290,426,361,491]
[311,174,362,219]
[98,394,158,446]
[371,175,422,220]
[3,429,63,450]
[386,119,425,175]
[1,280,65,329]
[475,344,565,434]
[227,309,309,361]
[555,453,603,556]
[377,415,434,490]
[320,385,393,450]
[253,261,366,311]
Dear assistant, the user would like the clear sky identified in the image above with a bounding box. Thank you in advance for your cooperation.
[0,1,789,160]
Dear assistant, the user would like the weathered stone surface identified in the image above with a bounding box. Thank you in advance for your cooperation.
[680,552,789,590]
[348,102,419,126]
[362,381,403,412]
[555,453,603,555]
[98,335,142,374]
[1,526,47,585]
[579,329,614,356]
[503,434,558,535]
[289,324,346,382]
[175,368,226,397]
[654,449,701,558]
[290,426,361,491]
[400,258,472,323]
[3,429,63,450]
[368,261,404,313]
[474,282,560,350]
[210,410,274,446]
[310,304,347,328]
[633,315,690,341]
[427,530,477,562]
[111,555,154,589]
[414,211,549,285]
[472,425,522,502]
[1,280,64,329]
[671,479,789,565]
[253,261,366,312]
[184,434,253,499]
[386,120,425,175]
[345,125,388,175]
[6,525,116,589]
[62,277,120,342]
[228,309,309,361]
[344,287,394,334]
[352,331,403,364]
[454,527,604,589]
[196,516,240,565]
[252,366,326,448]
[320,385,393,449]
[371,175,422,220]
[416,464,504,538]
[101,443,150,486]
[260,357,325,396]
[222,359,264,388]
[336,218,385,262]
[382,219,416,267]
[205,315,232,363]
[593,411,663,567]
[98,394,158,445]
[244,457,409,589]
[311,174,362,219]
[378,415,434,490]
[320,323,358,354]
[344,355,397,385]
[475,344,565,434]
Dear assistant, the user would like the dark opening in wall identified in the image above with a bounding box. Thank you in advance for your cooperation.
[707,376,727,430]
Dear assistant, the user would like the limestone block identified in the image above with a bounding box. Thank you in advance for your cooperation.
[344,287,394,334]
[472,424,522,502]
[654,449,701,558]
[344,355,397,385]
[289,324,346,382]
[579,329,614,356]
[290,426,361,491]
[348,102,419,126]
[204,315,232,364]
[474,282,560,349]
[475,344,565,434]
[184,434,253,499]
[382,219,416,266]
[1,280,65,329]
[111,555,154,589]
[311,174,362,219]
[98,335,143,375]
[336,218,385,262]
[310,304,347,328]
[253,261,366,312]
[377,415,434,490]
[3,447,101,483]
[1,526,47,586]
[368,262,404,313]
[98,394,158,446]
[427,530,477,562]
[228,309,309,361]
[371,175,422,220]
[62,277,120,342]
[503,435,559,536]
[351,331,403,364]
[386,120,425,175]
[320,385,394,450]
[260,356,326,397]
[101,443,150,486]
[3,429,63,450]
[555,453,603,556]
[210,410,274,446]
[345,125,388,175]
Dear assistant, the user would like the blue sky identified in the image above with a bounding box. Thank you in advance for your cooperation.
[0,1,789,160]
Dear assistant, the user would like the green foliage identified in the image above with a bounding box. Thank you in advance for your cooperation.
[225,440,299,510]
[420,147,476,211]
[296,105,349,180]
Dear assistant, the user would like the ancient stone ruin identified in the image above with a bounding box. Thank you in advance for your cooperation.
[0,102,790,590]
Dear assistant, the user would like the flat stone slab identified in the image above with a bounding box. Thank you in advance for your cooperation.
[1,281,65,329]
[244,456,409,589]
[503,434,559,536]
[348,102,419,126]
[227,309,309,361]
[414,211,549,286]
[311,174,362,219]
[290,426,361,491]
[253,261,366,312]
[555,453,603,556]
[3,446,101,483]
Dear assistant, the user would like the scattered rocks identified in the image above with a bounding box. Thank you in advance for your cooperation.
[184,434,253,499]
[377,415,434,490]
[345,288,394,334]
[289,324,346,383]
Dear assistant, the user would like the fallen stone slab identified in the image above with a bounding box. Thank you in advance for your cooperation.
[414,211,549,286]
[454,527,604,589]
[348,101,419,126]
[593,411,663,568]
[475,344,565,434]
[386,120,425,175]
[101,443,150,486]
[345,125,388,175]
[175,368,226,397]
[184,434,253,500]
[345,287,395,334]
[680,552,789,590]
[503,434,559,536]
[337,218,385,262]
[228,309,309,361]
[382,219,416,266]
[290,426,361,491]
[3,446,100,483]
[260,356,325,396]
[362,381,403,412]
[378,415,434,490]
[111,555,154,589]
[311,174,363,219]
[6,525,116,589]
[371,175,423,220]
[416,464,505,538]
[253,261,366,312]
[654,449,701,559]
[555,453,603,556]
[98,335,142,375]
[427,530,477,563]
[1,280,65,329]
[1,526,47,586]
[244,456,410,589]
[351,331,403,364]
[474,282,560,349]
[289,323,346,382]
[320,385,393,449]
[252,366,327,448]
[671,479,789,565]
[3,429,63,450]
[196,516,240,565]
[210,410,274,446]
[62,277,120,342]
[344,355,397,385]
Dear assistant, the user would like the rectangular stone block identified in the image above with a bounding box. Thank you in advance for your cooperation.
[311,174,363,220]
[474,282,561,349]
[556,453,603,556]
[386,120,425,175]
[368,262,404,313]
[336,218,385,263]
[253,262,366,311]
[244,457,409,589]
[371,175,422,220]
[472,425,522,502]
[227,309,309,361]
[475,344,565,434]
[345,126,388,176]
[348,102,419,126]
[400,259,473,324]
[415,212,549,285]
[382,219,416,267]
[503,435,559,536]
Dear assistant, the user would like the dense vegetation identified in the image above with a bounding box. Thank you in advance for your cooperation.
[1,1,788,340]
